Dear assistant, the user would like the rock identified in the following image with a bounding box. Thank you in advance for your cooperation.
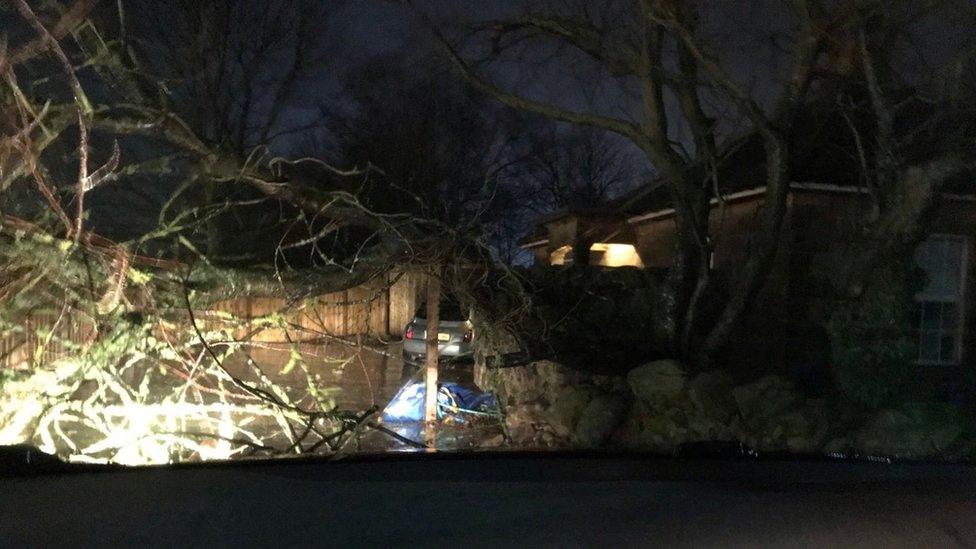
[732,375,800,428]
[504,403,546,431]
[545,385,596,437]
[591,375,612,392]
[823,436,853,455]
[773,412,813,453]
[855,403,963,457]
[730,376,831,453]
[687,369,734,389]
[687,370,736,423]
[645,412,690,440]
[625,368,737,452]
[575,394,628,447]
[505,404,544,448]
[610,376,630,395]
[793,402,830,453]
[503,401,579,449]
[589,375,628,395]
[480,434,506,448]
[746,399,830,454]
[504,403,546,446]
[685,414,736,442]
[492,360,572,407]
[949,438,976,462]
[630,412,690,452]
[627,360,687,409]
[854,409,911,455]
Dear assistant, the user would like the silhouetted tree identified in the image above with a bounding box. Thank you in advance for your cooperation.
[411,0,976,364]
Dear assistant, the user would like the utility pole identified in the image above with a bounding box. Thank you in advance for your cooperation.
[423,269,441,449]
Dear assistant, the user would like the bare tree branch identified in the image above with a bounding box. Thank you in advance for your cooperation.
[477,14,640,76]
[419,14,647,147]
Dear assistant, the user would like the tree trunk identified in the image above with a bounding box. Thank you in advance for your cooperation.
[698,136,791,363]
[423,268,441,449]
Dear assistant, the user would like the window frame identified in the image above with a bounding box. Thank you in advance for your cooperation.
[913,233,968,366]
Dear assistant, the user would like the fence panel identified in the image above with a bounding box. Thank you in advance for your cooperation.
[1,270,424,369]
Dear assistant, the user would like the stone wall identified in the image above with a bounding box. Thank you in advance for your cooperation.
[480,358,974,459]
[483,359,629,448]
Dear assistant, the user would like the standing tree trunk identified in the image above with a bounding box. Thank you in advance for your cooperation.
[424,269,441,448]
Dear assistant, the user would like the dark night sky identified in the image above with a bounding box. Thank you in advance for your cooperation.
[297,0,975,156]
[11,0,976,243]
[78,0,973,174]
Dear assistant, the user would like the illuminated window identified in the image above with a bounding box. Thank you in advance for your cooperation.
[912,235,967,364]
[549,245,574,266]
[589,243,644,268]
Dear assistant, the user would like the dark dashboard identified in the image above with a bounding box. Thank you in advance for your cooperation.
[2,451,975,547]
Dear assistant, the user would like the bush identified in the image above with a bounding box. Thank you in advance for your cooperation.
[826,260,918,409]
[523,267,666,374]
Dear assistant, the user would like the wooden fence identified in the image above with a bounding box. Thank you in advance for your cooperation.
[1,269,425,369]
[0,308,96,371]
[206,269,425,342]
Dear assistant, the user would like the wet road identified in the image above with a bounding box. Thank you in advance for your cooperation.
[222,339,409,412]
[222,340,499,454]
[5,338,492,463]
[221,339,476,413]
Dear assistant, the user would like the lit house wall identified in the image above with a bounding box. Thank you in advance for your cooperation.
[549,245,574,266]
[547,243,644,267]
[589,243,644,268]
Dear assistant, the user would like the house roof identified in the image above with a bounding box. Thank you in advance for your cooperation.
[523,89,976,247]
[598,91,976,222]
[612,109,870,218]
[519,206,627,247]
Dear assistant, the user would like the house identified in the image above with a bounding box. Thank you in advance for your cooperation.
[521,129,976,385]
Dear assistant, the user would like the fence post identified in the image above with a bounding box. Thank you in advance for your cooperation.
[343,289,349,336]
[384,272,391,337]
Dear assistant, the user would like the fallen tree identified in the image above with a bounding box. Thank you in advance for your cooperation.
[0,0,520,462]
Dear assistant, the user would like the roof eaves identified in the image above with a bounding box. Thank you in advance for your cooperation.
[625,182,976,225]
[520,238,549,250]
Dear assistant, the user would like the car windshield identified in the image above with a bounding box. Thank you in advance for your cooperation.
[2,0,976,468]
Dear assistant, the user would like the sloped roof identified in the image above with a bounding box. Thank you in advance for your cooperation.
[607,92,976,218]
[523,88,976,248]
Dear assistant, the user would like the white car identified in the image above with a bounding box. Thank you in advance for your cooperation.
[401,300,473,364]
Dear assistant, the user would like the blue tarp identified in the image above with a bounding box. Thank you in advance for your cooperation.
[382,382,499,423]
